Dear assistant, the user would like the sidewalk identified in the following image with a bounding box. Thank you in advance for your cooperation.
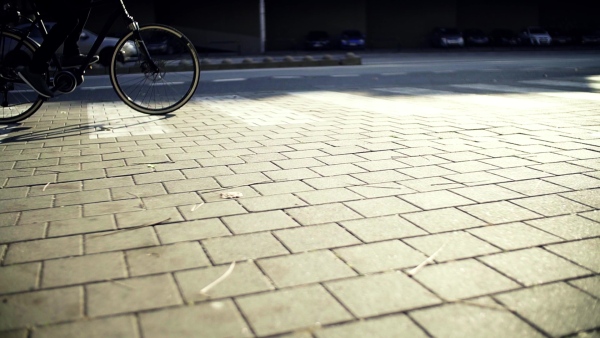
[0,85,599,337]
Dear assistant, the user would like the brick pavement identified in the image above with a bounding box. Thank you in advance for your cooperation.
[0,82,599,337]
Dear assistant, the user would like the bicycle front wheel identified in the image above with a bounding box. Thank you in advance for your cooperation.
[0,30,45,124]
[109,25,200,115]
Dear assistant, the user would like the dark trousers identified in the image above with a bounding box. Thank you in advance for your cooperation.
[30,0,92,73]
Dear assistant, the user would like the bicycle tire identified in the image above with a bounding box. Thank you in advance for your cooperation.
[0,30,45,124]
[109,24,200,115]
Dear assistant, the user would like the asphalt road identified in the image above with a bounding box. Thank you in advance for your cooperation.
[72,50,600,102]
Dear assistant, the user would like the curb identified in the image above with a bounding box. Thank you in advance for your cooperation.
[85,53,362,75]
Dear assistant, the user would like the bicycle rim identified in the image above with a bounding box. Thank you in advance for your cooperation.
[109,25,200,115]
[0,31,45,124]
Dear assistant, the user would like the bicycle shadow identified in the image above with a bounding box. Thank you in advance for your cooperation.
[0,113,175,144]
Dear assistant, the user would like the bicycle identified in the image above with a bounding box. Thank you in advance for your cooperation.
[0,0,201,124]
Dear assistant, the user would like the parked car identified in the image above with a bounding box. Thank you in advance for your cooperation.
[462,29,490,46]
[429,27,464,47]
[547,28,574,45]
[578,29,600,45]
[304,31,331,50]
[518,26,552,45]
[490,29,521,46]
[15,22,137,66]
[338,30,366,50]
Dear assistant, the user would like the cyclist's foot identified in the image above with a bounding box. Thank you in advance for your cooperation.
[61,54,100,68]
[17,67,53,98]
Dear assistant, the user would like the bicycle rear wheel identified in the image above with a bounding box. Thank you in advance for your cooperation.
[109,24,200,115]
[0,30,45,124]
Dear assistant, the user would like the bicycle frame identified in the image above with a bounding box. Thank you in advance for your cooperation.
[17,0,156,78]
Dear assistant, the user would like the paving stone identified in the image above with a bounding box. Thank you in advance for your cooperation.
[85,227,158,254]
[400,190,475,210]
[258,250,356,287]
[141,191,203,210]
[315,314,428,338]
[499,179,571,196]
[274,223,360,253]
[401,207,485,233]
[480,247,591,286]
[237,284,352,337]
[178,200,247,221]
[413,259,520,301]
[344,196,421,217]
[545,238,600,272]
[349,170,411,184]
[31,315,139,338]
[126,241,210,276]
[0,224,46,244]
[511,195,591,217]
[459,201,542,224]
[404,231,500,262]
[410,300,544,338]
[568,276,600,298]
[334,240,427,274]
[348,182,415,198]
[468,222,562,250]
[203,232,288,264]
[133,170,185,184]
[560,189,600,209]
[340,215,427,242]
[238,194,307,212]
[295,188,363,205]
[215,172,271,188]
[444,171,509,186]
[0,329,27,338]
[48,215,115,237]
[531,162,592,175]
[544,174,600,190]
[86,274,182,317]
[251,180,315,195]
[304,175,364,189]
[182,166,234,179]
[42,252,127,288]
[162,177,220,194]
[0,286,83,331]
[495,282,600,337]
[139,300,251,338]
[451,185,525,203]
[580,210,600,223]
[285,203,362,225]
[397,165,457,179]
[0,213,21,227]
[525,215,600,240]
[114,208,183,228]
[200,186,261,202]
[489,167,549,180]
[57,169,106,182]
[401,177,464,192]
[221,210,299,234]
[5,173,57,188]
[272,158,325,170]
[19,205,81,224]
[0,262,40,294]
[4,236,82,265]
[1,195,54,213]
[326,271,441,318]
[175,261,273,302]
[155,219,231,244]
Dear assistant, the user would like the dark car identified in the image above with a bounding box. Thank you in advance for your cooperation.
[490,29,521,46]
[578,29,600,45]
[338,30,366,50]
[304,31,331,50]
[547,28,574,45]
[462,29,490,46]
[429,27,464,47]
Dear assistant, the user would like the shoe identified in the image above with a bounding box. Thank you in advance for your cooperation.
[17,67,53,98]
[61,54,100,68]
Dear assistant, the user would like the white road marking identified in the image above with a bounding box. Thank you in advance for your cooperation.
[213,78,247,82]
[272,76,302,79]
